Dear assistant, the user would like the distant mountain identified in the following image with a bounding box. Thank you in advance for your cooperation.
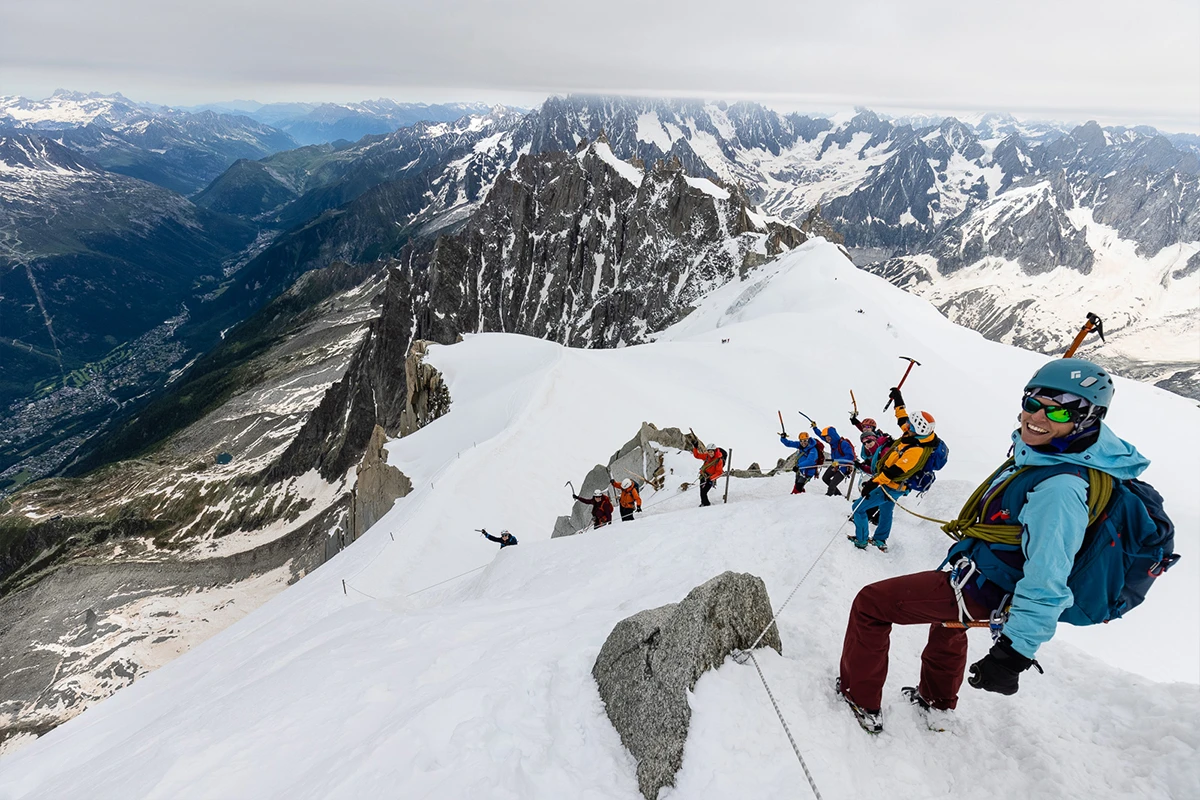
[0,90,298,194]
[186,99,496,145]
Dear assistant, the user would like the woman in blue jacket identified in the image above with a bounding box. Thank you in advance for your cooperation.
[780,431,821,494]
[836,358,1148,733]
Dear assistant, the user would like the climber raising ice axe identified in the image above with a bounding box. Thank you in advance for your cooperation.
[1063,312,1104,358]
[883,356,921,411]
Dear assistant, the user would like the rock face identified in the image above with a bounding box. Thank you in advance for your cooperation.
[352,425,413,539]
[552,423,693,538]
[398,340,452,437]
[592,571,782,799]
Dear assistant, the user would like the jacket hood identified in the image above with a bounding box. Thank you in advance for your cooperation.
[1011,423,1149,480]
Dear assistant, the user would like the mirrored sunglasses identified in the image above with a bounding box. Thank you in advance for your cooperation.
[1021,395,1078,424]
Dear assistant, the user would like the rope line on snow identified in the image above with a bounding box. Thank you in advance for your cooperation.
[736,513,855,655]
[406,564,489,597]
[743,649,824,800]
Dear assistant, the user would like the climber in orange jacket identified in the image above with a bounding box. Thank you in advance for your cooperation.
[687,433,725,507]
[611,478,643,522]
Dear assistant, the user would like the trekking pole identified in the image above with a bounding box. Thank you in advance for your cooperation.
[778,410,787,437]
[1063,312,1104,358]
[883,356,921,411]
[722,448,733,504]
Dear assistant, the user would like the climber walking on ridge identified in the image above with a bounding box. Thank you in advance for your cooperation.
[573,488,614,529]
[611,478,643,522]
[779,431,821,494]
[812,422,856,496]
[480,529,518,548]
[847,387,945,552]
[686,431,726,507]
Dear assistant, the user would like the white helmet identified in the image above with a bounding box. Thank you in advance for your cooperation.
[622,478,633,489]
[593,488,605,496]
[909,410,936,438]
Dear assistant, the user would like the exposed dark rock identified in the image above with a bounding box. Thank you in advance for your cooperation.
[592,571,781,799]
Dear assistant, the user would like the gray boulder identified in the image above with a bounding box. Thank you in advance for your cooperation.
[593,571,782,799]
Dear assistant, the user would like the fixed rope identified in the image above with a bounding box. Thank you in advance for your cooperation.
[743,648,824,800]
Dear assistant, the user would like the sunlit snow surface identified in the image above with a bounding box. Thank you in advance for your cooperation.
[1,241,1196,798]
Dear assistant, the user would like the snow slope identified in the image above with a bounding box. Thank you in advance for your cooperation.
[1,240,1196,798]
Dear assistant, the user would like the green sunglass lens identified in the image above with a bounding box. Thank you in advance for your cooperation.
[1044,407,1074,423]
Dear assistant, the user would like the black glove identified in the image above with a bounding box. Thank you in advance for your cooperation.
[480,528,488,536]
[636,507,642,513]
[968,636,1035,696]
[860,481,877,498]
[850,414,861,428]
[889,387,905,406]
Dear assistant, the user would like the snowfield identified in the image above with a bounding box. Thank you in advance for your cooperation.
[1,240,1196,798]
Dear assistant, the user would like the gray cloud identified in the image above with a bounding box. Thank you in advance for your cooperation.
[3,0,1198,130]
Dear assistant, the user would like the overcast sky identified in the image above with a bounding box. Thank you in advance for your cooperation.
[3,0,1198,131]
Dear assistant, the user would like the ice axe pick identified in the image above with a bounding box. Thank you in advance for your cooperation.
[884,356,921,411]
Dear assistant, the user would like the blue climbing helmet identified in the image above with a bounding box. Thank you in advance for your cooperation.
[1024,358,1114,411]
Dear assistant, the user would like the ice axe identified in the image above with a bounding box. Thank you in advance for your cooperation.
[564,480,575,496]
[1063,312,1104,358]
[849,390,858,416]
[777,410,787,437]
[797,410,816,427]
[883,356,921,411]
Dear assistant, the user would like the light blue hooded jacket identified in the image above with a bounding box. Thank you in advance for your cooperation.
[1000,423,1150,658]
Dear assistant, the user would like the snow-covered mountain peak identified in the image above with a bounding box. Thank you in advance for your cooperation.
[0,240,1194,797]
[0,132,95,174]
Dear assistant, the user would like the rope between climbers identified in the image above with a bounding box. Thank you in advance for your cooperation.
[743,649,824,800]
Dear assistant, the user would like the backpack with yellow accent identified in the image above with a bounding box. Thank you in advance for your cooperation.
[943,461,1180,625]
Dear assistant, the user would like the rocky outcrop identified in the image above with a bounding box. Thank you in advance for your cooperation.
[398,340,452,437]
[592,571,782,799]
[552,423,692,538]
[352,425,413,539]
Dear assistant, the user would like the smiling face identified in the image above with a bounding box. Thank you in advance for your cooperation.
[1019,396,1077,446]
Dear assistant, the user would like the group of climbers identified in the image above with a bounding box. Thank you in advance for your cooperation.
[475,353,1176,741]
[835,358,1174,735]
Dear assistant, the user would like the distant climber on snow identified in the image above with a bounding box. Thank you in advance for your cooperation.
[686,432,725,507]
[573,488,614,529]
[611,477,643,522]
[812,423,856,496]
[480,529,518,548]
[836,359,1176,735]
[847,387,945,552]
[779,431,821,494]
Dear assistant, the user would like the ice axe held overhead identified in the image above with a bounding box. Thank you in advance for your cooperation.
[1063,311,1105,358]
[778,410,787,437]
[564,480,575,495]
[849,390,858,416]
[883,356,921,411]
[797,410,816,427]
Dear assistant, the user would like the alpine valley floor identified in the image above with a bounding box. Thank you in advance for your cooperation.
[0,241,1196,799]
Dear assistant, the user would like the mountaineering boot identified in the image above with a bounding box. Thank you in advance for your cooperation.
[836,678,883,734]
[846,534,868,550]
[871,539,888,553]
[901,686,952,733]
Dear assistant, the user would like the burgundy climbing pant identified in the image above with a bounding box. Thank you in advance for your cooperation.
[838,570,990,711]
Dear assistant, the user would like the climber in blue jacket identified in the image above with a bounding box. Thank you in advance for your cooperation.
[780,431,821,494]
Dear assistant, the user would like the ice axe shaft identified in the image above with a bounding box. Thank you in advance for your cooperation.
[564,480,575,495]
[883,356,921,411]
[778,410,787,437]
[1063,312,1105,358]
[850,390,858,416]
[797,410,815,426]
